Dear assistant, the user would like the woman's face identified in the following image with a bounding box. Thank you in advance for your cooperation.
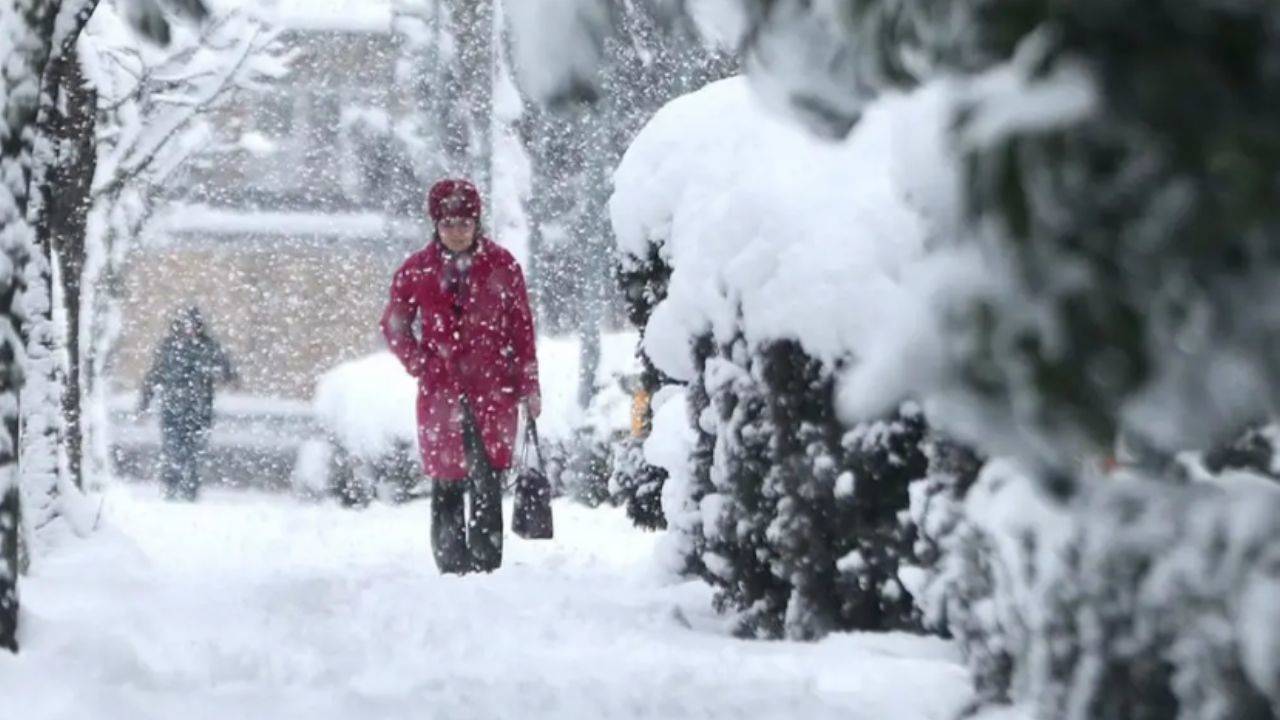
[438,217,477,253]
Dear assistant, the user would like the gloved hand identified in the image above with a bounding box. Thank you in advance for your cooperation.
[524,393,542,420]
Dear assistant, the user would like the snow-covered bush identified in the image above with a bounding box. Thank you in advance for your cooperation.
[611,76,940,637]
[903,452,1014,708]
[606,3,1280,716]
[549,425,614,507]
[1203,423,1280,481]
[641,329,931,638]
[903,454,1280,719]
[728,0,1280,481]
[608,436,668,529]
[610,231,676,530]
[759,342,928,639]
[304,353,420,506]
[289,438,332,500]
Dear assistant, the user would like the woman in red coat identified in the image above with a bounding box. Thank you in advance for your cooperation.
[381,179,541,574]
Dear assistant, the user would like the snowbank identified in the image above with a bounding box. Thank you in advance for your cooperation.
[610,76,958,421]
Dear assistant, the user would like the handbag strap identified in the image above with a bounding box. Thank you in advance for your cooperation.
[524,405,546,473]
[506,402,545,493]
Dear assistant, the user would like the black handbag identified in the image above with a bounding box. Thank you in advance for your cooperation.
[512,413,554,539]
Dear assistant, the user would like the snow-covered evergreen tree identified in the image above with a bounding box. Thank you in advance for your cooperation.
[729,0,1280,484]
[611,231,673,530]
[830,403,927,632]
[664,333,717,581]
[704,337,787,637]
[0,0,62,654]
[608,435,666,529]
[759,342,927,638]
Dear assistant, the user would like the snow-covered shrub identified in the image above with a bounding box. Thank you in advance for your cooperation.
[900,438,1001,691]
[610,241,676,530]
[705,336,788,638]
[652,332,930,639]
[760,341,928,638]
[730,0,1280,482]
[553,425,614,507]
[1059,477,1280,720]
[609,77,942,639]
[1203,423,1280,481]
[604,3,1280,716]
[660,335,718,583]
[608,437,667,530]
[907,456,1280,719]
[307,353,420,506]
[831,402,929,632]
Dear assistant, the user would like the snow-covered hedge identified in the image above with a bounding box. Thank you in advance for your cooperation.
[611,76,942,400]
[612,71,1280,717]
[906,457,1280,719]
[614,74,947,632]
[612,76,942,638]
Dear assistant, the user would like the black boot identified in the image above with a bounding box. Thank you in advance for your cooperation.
[431,480,469,574]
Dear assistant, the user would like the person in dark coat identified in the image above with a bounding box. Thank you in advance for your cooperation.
[381,178,541,574]
[138,306,237,500]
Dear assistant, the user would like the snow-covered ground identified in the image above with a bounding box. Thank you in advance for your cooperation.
[3,484,988,720]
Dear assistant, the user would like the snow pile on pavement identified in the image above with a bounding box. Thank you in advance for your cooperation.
[1,484,1000,720]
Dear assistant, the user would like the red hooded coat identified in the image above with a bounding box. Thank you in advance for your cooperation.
[381,237,540,480]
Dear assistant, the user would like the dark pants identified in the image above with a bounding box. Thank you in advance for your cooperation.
[160,418,209,501]
[431,406,504,574]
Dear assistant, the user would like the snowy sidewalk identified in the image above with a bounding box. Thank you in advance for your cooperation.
[3,485,976,720]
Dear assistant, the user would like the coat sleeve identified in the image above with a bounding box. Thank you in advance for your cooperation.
[381,260,428,376]
[508,261,540,401]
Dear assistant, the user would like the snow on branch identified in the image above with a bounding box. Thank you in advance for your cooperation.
[84,4,288,204]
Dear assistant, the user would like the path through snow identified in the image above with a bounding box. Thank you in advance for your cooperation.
[4,484,978,719]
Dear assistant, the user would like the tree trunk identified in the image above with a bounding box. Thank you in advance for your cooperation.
[52,45,97,493]
[21,23,98,564]
[0,0,62,655]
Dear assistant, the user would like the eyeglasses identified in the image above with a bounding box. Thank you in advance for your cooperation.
[438,217,476,229]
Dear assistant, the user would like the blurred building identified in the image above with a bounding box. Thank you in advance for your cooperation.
[114,2,422,402]
[109,2,434,485]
